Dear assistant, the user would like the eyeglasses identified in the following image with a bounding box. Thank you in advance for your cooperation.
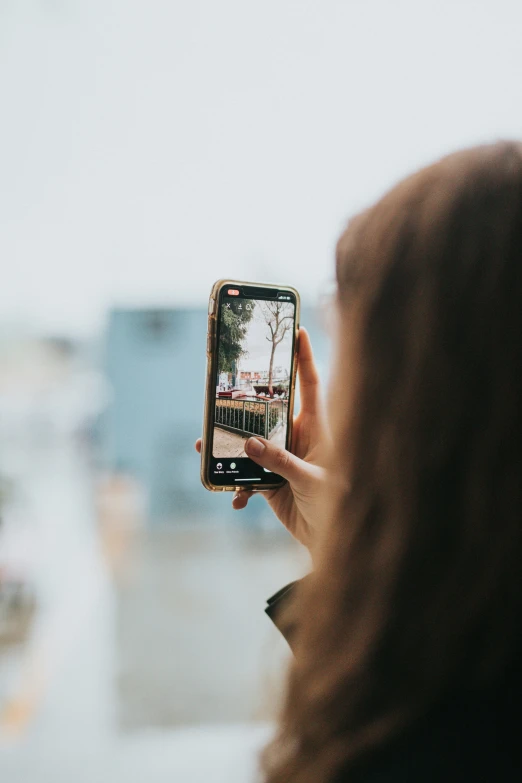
[315,280,338,337]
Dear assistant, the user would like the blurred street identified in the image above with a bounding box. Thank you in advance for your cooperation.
[0,431,307,780]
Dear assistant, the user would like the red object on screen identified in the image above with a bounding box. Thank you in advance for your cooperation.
[228,289,240,295]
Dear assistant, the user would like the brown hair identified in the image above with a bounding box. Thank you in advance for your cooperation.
[263,142,522,782]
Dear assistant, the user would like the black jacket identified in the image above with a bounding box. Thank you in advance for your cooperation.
[265,581,522,782]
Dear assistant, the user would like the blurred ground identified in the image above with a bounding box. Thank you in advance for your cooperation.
[0,724,275,783]
[0,429,307,781]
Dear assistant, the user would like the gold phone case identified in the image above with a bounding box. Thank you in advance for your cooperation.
[201,279,300,492]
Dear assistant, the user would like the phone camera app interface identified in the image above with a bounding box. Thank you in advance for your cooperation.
[211,291,296,486]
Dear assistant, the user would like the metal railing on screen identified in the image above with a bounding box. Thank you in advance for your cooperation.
[215,398,287,440]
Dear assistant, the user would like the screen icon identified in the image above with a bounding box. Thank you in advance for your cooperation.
[246,303,251,311]
[230,462,236,469]
[216,462,222,470]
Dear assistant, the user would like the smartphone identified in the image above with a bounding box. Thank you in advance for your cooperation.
[201,279,300,491]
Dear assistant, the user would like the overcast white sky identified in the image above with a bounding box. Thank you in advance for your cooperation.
[1,0,522,336]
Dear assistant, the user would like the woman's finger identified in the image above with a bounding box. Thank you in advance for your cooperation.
[232,489,253,509]
[195,438,202,454]
[297,328,321,415]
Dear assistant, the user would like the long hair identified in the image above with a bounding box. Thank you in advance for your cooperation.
[263,142,522,782]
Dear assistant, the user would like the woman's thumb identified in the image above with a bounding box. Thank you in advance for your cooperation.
[244,436,309,485]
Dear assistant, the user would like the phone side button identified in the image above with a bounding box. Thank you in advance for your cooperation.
[208,297,215,314]
[207,334,212,353]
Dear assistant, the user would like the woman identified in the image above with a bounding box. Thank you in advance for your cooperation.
[197,141,522,781]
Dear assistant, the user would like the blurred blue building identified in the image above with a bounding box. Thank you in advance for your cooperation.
[102,306,328,525]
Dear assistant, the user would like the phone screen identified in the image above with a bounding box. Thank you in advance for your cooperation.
[209,284,297,487]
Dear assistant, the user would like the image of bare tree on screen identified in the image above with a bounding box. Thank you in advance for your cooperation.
[258,301,294,397]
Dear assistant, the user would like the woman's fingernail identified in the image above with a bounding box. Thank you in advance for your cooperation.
[246,437,265,457]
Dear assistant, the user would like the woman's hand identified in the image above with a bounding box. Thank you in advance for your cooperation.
[195,328,327,550]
